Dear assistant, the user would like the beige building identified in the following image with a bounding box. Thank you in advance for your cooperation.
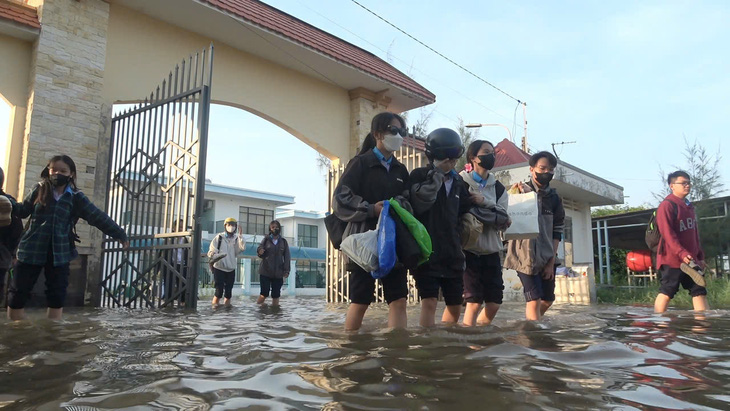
[0,0,434,305]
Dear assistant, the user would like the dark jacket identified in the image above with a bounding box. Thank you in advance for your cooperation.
[410,165,488,276]
[332,149,411,238]
[503,179,565,275]
[12,183,127,266]
[0,190,23,270]
[656,194,703,269]
[257,236,291,279]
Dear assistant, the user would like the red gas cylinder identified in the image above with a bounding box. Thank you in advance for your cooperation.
[626,250,652,272]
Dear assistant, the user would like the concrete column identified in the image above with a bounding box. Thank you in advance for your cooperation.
[19,0,111,305]
[288,259,297,296]
[243,258,252,296]
[348,87,391,159]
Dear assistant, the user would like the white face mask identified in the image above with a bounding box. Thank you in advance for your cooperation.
[382,133,403,152]
[225,225,236,234]
[433,159,451,168]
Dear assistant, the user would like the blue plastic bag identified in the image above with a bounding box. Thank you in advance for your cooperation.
[372,200,397,279]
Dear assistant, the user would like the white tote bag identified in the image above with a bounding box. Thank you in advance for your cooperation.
[504,192,539,240]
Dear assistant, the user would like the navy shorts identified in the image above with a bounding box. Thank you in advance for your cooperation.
[349,264,408,305]
[413,269,464,306]
[8,252,70,309]
[659,265,707,298]
[213,268,235,299]
[517,271,555,302]
[463,251,504,305]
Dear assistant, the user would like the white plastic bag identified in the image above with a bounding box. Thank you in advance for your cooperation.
[340,229,379,272]
[504,192,539,240]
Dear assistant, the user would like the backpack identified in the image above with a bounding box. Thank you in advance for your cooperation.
[645,200,678,253]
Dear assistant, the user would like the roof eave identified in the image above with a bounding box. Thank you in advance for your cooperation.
[0,18,39,41]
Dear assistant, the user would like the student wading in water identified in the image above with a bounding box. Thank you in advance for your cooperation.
[208,217,246,307]
[7,155,128,320]
[332,112,412,331]
[256,220,290,306]
[409,129,499,327]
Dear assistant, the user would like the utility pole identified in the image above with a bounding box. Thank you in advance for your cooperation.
[521,102,528,152]
[551,141,577,159]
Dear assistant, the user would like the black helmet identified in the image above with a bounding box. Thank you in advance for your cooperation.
[425,128,465,160]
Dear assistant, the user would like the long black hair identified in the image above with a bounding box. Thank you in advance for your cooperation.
[465,140,495,168]
[35,155,78,207]
[357,112,406,156]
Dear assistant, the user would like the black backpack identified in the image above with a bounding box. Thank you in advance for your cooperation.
[645,200,678,252]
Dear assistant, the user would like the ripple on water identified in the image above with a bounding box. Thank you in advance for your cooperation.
[1,300,730,409]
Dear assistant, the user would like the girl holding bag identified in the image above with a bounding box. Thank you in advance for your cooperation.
[459,140,511,326]
[332,112,411,331]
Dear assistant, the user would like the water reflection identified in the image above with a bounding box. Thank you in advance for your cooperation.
[1,301,730,409]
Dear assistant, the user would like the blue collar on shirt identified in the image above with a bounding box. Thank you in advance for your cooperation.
[471,171,488,186]
[446,169,458,178]
[373,147,393,164]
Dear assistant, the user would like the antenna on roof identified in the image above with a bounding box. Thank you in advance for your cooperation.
[551,141,576,159]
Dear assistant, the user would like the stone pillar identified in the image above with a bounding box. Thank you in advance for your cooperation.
[19,0,110,305]
[348,87,391,159]
[288,259,297,296]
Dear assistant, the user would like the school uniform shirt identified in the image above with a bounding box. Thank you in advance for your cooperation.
[13,183,127,266]
[656,193,704,269]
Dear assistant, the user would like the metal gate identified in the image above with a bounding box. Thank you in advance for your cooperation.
[326,135,427,304]
[100,46,213,308]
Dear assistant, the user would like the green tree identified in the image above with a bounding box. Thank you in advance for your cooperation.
[654,136,725,203]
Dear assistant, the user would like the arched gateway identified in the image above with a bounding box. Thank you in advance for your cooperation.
[0,0,434,307]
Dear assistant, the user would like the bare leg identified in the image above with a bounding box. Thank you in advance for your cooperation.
[387,298,407,329]
[525,300,541,321]
[654,293,671,313]
[462,302,482,326]
[540,300,553,316]
[420,298,438,327]
[345,303,369,331]
[47,307,63,320]
[223,298,231,306]
[7,307,25,321]
[272,298,280,306]
[212,296,220,306]
[256,295,265,304]
[692,295,708,311]
[442,304,461,324]
[477,302,501,325]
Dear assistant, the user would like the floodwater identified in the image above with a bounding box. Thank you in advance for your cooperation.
[1,299,729,410]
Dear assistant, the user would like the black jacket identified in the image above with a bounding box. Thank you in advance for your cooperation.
[409,165,474,276]
[332,149,411,236]
[257,236,291,279]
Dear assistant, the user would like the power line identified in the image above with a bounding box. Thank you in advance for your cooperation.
[350,0,524,105]
[292,0,516,124]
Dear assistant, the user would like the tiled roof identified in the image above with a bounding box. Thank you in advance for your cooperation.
[0,1,40,29]
[494,138,531,168]
[403,134,425,151]
[198,0,435,103]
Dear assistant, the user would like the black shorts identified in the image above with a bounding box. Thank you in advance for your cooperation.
[413,270,464,306]
[517,271,555,302]
[213,268,235,299]
[8,254,70,309]
[659,265,707,298]
[260,275,284,299]
[463,251,504,304]
[349,265,408,305]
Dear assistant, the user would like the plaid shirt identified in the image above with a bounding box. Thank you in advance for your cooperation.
[13,183,127,266]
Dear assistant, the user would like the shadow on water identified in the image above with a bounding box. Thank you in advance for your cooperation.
[1,299,730,409]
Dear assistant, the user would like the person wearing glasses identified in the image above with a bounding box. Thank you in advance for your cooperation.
[503,151,565,321]
[409,128,494,327]
[332,112,412,331]
[653,171,708,313]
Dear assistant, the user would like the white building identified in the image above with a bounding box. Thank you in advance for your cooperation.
[492,139,624,303]
[199,181,327,297]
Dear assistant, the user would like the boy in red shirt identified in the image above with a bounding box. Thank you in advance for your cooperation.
[654,170,708,313]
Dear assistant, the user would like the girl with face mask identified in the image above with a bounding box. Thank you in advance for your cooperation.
[332,112,412,331]
[7,155,129,321]
[458,141,511,326]
[208,217,246,306]
[256,220,290,306]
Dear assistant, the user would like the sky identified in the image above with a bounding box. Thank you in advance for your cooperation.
[2,1,729,211]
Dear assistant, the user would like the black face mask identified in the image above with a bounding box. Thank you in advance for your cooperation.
[534,172,554,186]
[477,154,495,170]
[49,174,71,187]
[271,228,280,236]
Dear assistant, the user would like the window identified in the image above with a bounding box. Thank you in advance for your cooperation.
[239,206,274,236]
[298,224,318,248]
[295,260,325,288]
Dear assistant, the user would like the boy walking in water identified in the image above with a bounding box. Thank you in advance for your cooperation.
[654,171,708,313]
